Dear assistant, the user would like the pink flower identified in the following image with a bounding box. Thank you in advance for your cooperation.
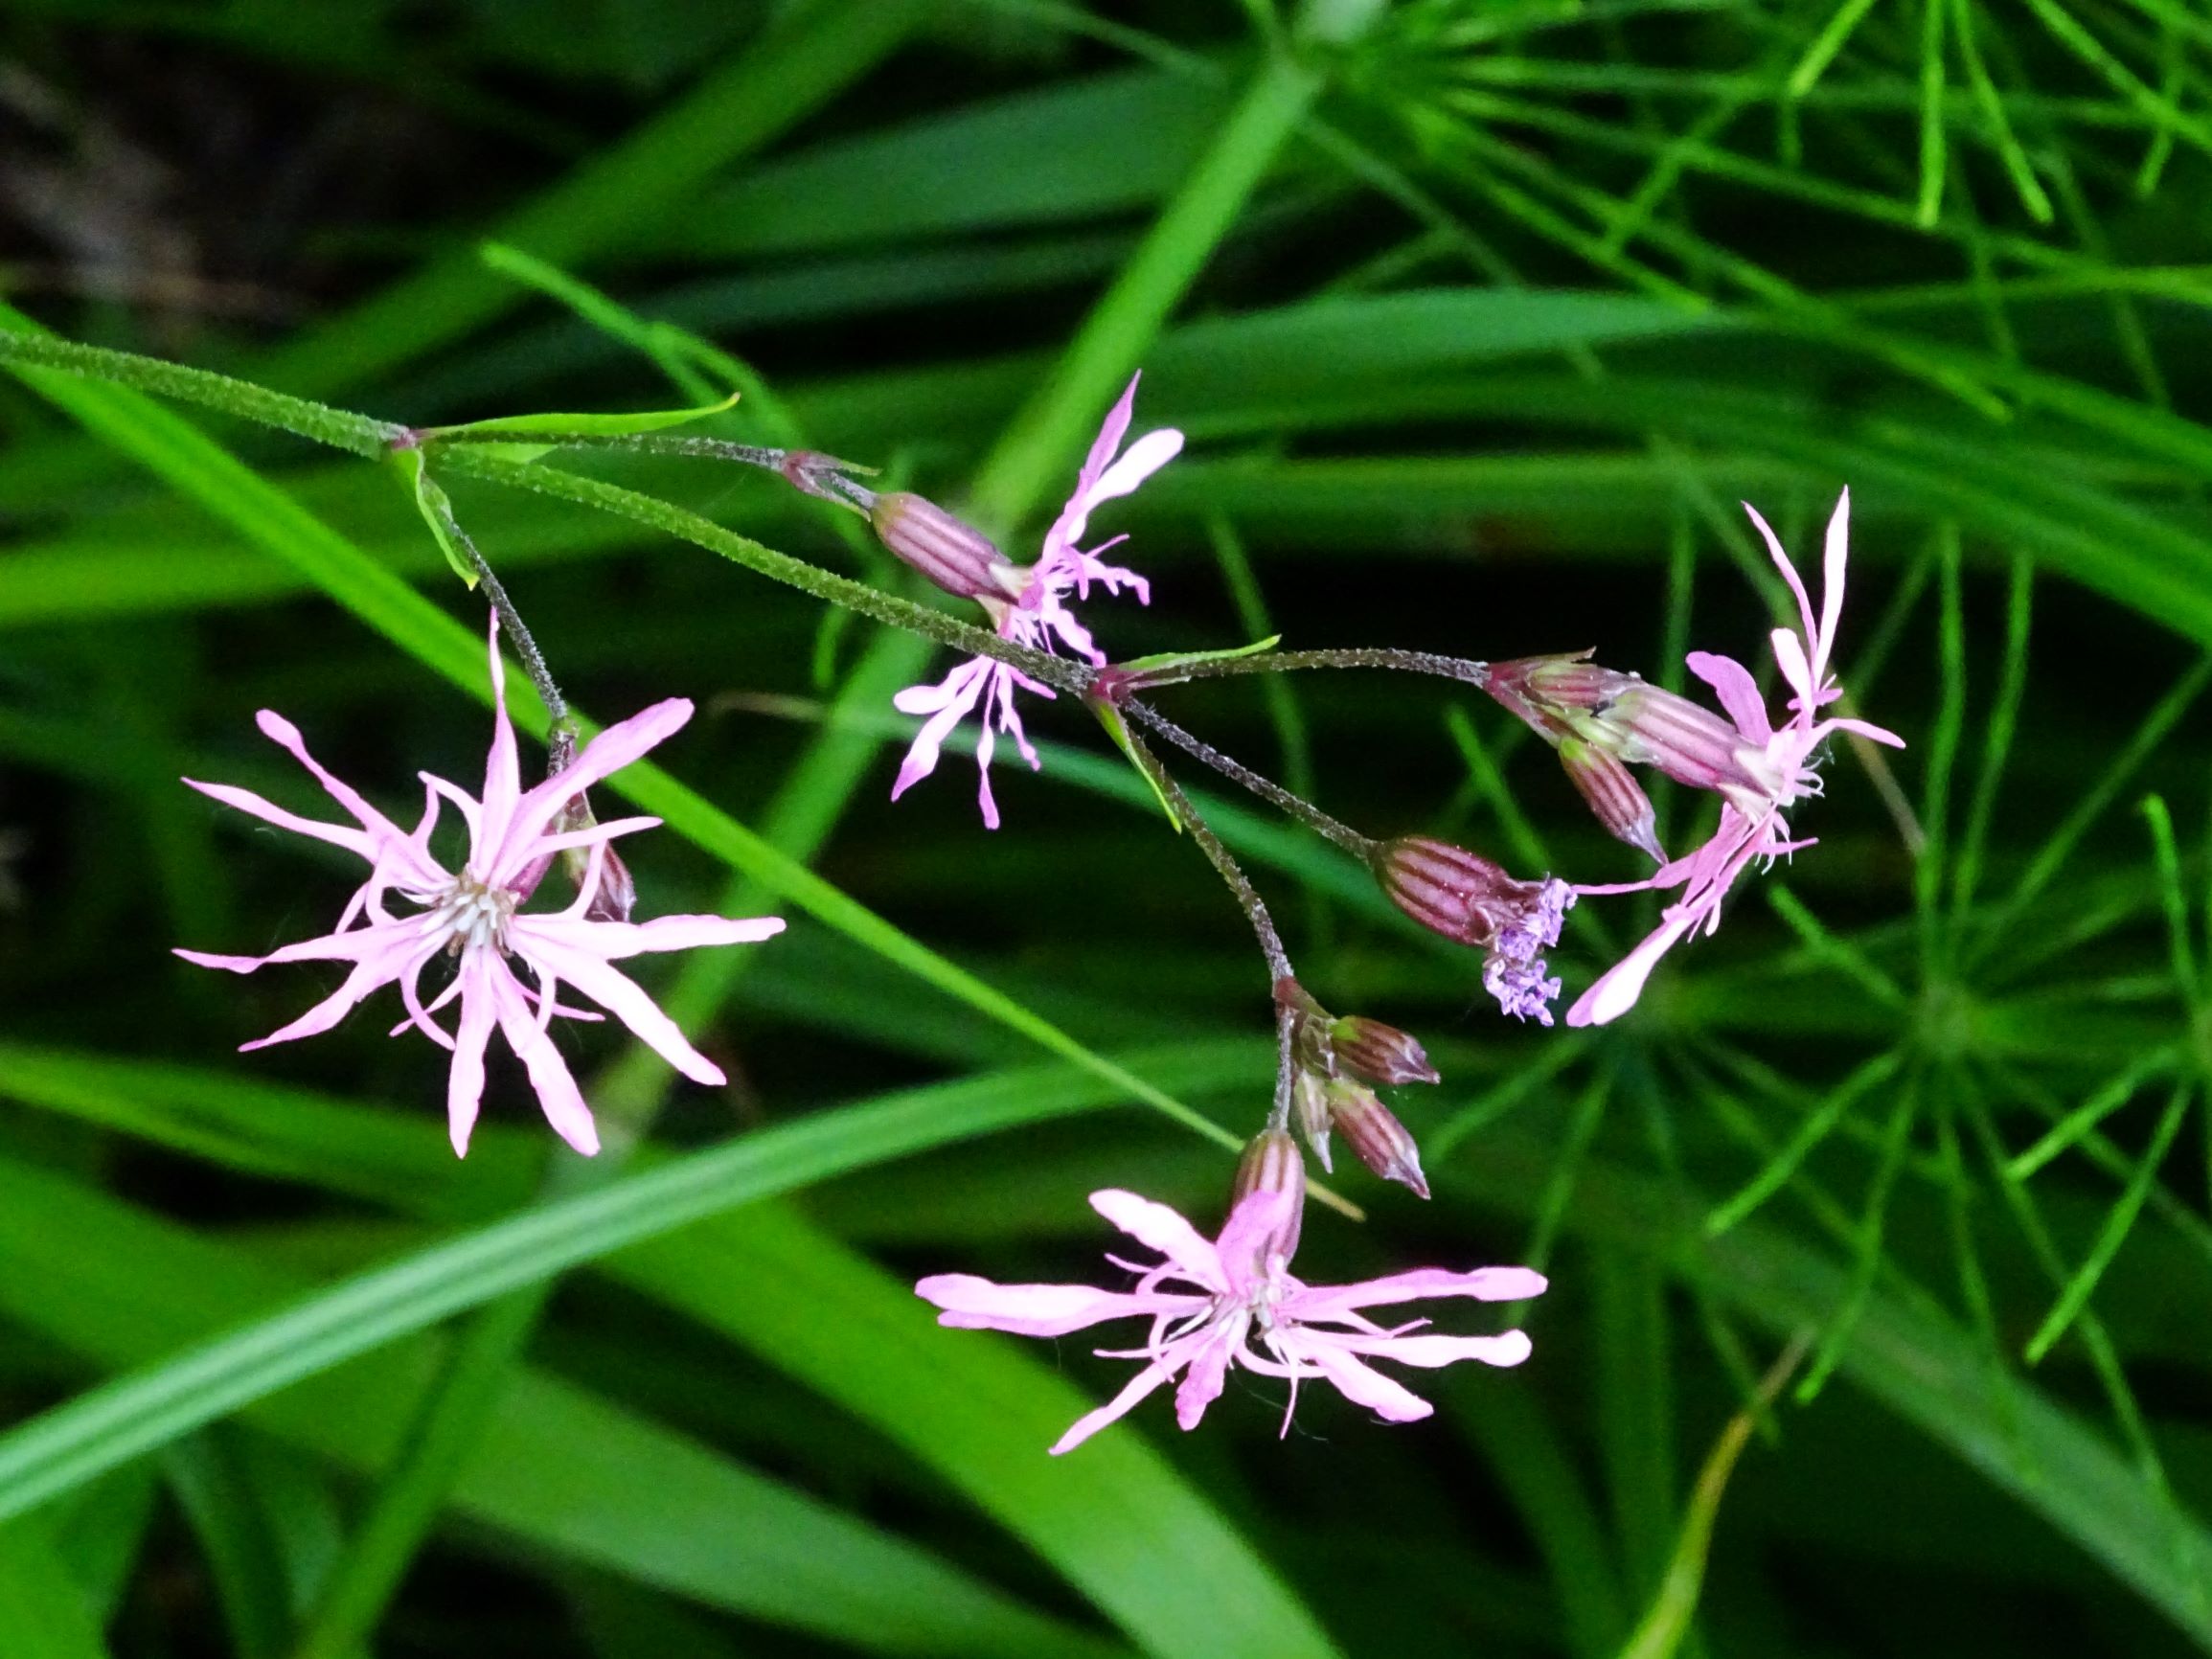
[892,374,1182,828]
[176,618,786,1155]
[916,1185,1544,1453]
[1567,489,1904,1027]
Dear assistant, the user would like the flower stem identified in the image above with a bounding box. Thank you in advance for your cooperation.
[0,327,403,455]
[436,446,1094,695]
[1123,698,1377,860]
[1115,722,1307,1134]
[413,471,570,727]
[1143,740,1292,982]
[1133,646,1493,691]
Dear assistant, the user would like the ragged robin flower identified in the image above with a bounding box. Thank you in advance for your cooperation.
[1568,489,1904,1026]
[176,615,785,1155]
[890,373,1181,828]
[917,1179,1544,1453]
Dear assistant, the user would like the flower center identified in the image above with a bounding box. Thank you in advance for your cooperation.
[437,869,516,956]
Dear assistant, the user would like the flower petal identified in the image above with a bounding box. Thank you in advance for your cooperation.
[1825,716,1906,748]
[511,929,725,1086]
[1066,375,1139,517]
[478,616,524,868]
[1174,1328,1234,1430]
[184,778,375,863]
[225,923,439,1050]
[891,659,990,800]
[1334,1330,1534,1370]
[520,914,786,959]
[1769,626,1817,716]
[1288,1265,1548,1321]
[445,950,498,1156]
[1742,498,1818,649]
[916,1274,1192,1337]
[1685,651,1771,744]
[1564,904,1704,1028]
[251,712,445,889]
[1297,1341,1434,1423]
[1089,1190,1225,1290]
[1213,1185,1298,1291]
[1816,488,1850,684]
[1049,1355,1181,1456]
[491,698,692,880]
[1083,427,1183,515]
[490,960,601,1155]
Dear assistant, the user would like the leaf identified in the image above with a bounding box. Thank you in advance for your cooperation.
[0,1069,1128,1522]
[1084,694,1181,831]
[393,447,480,587]
[609,1202,1346,1659]
[0,1515,111,1659]
[0,1153,1123,1658]
[1114,634,1282,676]
[423,390,739,443]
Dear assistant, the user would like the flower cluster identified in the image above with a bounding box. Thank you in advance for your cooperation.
[175,367,1896,1463]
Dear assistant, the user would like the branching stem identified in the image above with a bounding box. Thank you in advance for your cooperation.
[1123,699,1377,860]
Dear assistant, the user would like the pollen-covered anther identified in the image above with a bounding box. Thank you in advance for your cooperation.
[438,870,516,954]
[868,492,1013,601]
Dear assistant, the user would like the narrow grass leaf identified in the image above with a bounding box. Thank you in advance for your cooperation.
[2024,1084,2195,1365]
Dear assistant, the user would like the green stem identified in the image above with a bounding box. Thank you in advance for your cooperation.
[435,446,1090,693]
[0,330,401,455]
[1132,645,1493,691]
[963,0,1384,534]
[408,467,568,724]
[1103,725,1313,1140]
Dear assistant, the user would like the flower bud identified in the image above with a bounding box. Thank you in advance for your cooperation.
[869,492,1014,602]
[1231,1127,1305,1261]
[1328,1015,1440,1085]
[1374,835,1544,948]
[1291,1069,1334,1170]
[1559,738,1664,863]
[564,838,637,924]
[1326,1079,1430,1199]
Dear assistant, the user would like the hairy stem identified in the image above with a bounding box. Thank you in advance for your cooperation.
[0,326,405,454]
[1133,645,1494,691]
[436,446,1092,694]
[1124,698,1377,860]
[1115,723,1303,1135]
